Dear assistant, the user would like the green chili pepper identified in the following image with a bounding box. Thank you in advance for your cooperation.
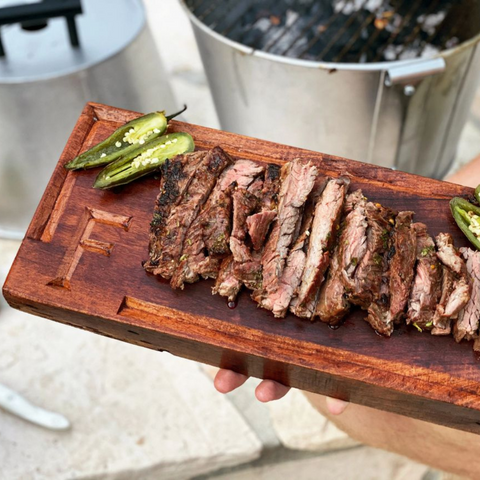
[65,106,187,170]
[93,132,194,189]
[450,197,480,251]
[475,184,480,205]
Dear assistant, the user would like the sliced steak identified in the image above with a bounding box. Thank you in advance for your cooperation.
[436,233,468,277]
[212,256,242,302]
[406,223,442,329]
[454,248,480,343]
[291,177,350,319]
[432,266,456,336]
[433,233,471,335]
[367,211,416,336]
[315,246,350,325]
[247,164,281,251]
[151,147,233,279]
[171,159,264,289]
[346,202,395,310]
[339,193,368,292]
[230,190,259,263]
[316,190,366,324]
[263,176,329,317]
[388,212,417,324]
[254,159,318,309]
[145,151,207,272]
[233,251,263,291]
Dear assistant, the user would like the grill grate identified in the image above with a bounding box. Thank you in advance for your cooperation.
[185,0,479,63]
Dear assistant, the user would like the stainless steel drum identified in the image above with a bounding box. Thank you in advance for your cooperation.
[0,0,177,238]
[181,0,480,179]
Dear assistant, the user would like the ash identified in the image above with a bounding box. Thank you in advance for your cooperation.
[188,0,469,63]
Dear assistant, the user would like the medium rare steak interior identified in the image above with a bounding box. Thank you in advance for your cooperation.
[145,146,478,349]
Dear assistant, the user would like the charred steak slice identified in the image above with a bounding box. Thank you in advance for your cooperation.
[367,211,416,336]
[145,151,207,272]
[254,159,318,309]
[204,159,265,258]
[348,202,396,311]
[432,266,456,336]
[264,176,329,317]
[406,223,442,330]
[388,212,417,324]
[433,233,471,335]
[230,189,259,263]
[247,164,281,252]
[454,248,480,343]
[151,147,233,279]
[315,245,350,325]
[171,159,264,289]
[291,177,350,319]
[339,192,368,293]
[212,256,242,303]
[316,190,367,324]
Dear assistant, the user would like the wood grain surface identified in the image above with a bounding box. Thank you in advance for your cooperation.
[4,102,480,434]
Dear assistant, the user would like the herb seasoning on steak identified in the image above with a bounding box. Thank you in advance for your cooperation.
[145,151,207,272]
[433,233,471,335]
[263,176,329,317]
[407,223,442,330]
[291,177,350,319]
[348,202,396,311]
[315,190,366,325]
[247,164,281,252]
[150,147,233,279]
[453,248,480,343]
[171,159,264,289]
[254,159,318,310]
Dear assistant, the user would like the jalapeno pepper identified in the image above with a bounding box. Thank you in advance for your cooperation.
[450,197,480,250]
[65,106,187,170]
[93,132,195,189]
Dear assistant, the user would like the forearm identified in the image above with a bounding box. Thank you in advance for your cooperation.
[445,154,480,187]
[304,392,479,478]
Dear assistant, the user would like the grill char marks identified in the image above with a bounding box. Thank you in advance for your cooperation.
[253,159,318,311]
[230,190,259,263]
[147,147,478,347]
[388,212,417,324]
[347,202,396,311]
[433,233,471,336]
[407,223,442,329]
[291,177,350,319]
[265,176,328,318]
[230,165,281,293]
[145,151,207,272]
[171,159,264,290]
[204,161,265,300]
[151,147,233,279]
[367,211,416,336]
[453,248,480,343]
[315,190,365,325]
[247,164,281,251]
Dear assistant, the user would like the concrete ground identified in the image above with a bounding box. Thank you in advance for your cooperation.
[0,0,479,478]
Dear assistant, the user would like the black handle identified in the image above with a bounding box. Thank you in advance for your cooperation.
[0,0,83,57]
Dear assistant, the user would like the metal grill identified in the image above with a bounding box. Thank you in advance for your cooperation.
[184,0,479,63]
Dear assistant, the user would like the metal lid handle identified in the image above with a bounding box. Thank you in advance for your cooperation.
[385,58,446,87]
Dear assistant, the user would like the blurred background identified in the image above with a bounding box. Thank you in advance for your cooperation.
[0,0,479,478]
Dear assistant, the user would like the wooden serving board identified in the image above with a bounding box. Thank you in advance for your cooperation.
[4,102,480,434]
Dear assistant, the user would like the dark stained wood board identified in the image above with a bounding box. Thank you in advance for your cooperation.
[3,102,480,434]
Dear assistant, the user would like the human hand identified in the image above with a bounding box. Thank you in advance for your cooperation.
[213,368,349,414]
